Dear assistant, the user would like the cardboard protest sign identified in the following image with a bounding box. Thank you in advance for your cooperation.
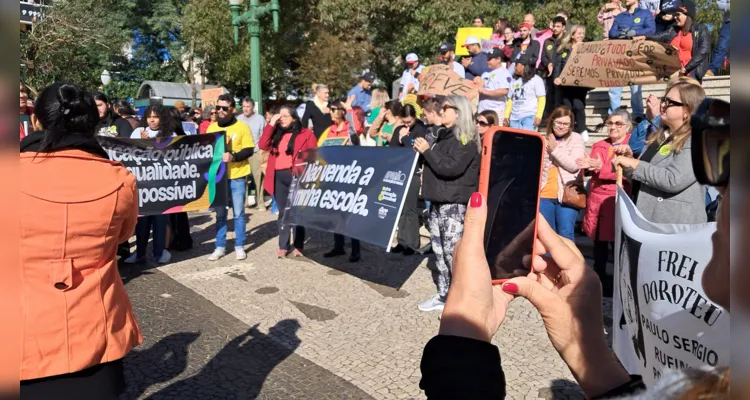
[282,147,418,249]
[613,187,729,386]
[481,39,505,53]
[558,40,681,88]
[417,64,479,111]
[455,27,493,56]
[201,88,226,109]
[97,134,228,215]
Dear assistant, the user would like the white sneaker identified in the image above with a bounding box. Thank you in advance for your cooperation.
[208,247,226,261]
[247,196,257,207]
[124,253,140,264]
[236,248,247,260]
[418,294,446,312]
[157,249,171,264]
[264,199,273,209]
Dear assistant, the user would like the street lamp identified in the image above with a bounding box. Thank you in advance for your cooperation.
[228,0,279,115]
[100,69,112,96]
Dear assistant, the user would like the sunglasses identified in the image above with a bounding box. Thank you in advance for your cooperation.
[605,121,627,128]
[442,105,458,112]
[210,112,216,115]
[476,121,489,127]
[330,107,343,112]
[215,105,231,112]
[691,98,729,187]
[660,97,684,110]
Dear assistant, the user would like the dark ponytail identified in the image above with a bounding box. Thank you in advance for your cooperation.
[35,83,98,152]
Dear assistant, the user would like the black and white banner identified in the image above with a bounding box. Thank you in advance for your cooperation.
[282,147,418,249]
[613,187,729,385]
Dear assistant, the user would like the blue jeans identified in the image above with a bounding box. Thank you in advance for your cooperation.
[539,198,578,242]
[609,86,644,118]
[135,215,168,258]
[708,21,730,74]
[215,177,247,249]
[510,115,536,131]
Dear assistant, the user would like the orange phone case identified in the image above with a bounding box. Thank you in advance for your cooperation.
[479,126,545,285]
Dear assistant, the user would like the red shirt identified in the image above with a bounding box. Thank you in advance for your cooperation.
[274,132,293,170]
[670,32,694,68]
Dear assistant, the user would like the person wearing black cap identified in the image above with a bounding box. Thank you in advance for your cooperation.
[439,42,465,78]
[634,0,711,82]
[348,73,376,114]
[475,48,511,118]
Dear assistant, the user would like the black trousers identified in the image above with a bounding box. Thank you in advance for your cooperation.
[333,233,360,255]
[560,86,588,134]
[397,175,421,250]
[594,239,613,297]
[21,359,124,400]
[543,77,560,120]
[275,169,305,250]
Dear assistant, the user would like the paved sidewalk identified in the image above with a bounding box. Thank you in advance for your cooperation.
[120,208,614,399]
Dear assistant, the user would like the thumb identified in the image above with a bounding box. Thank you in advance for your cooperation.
[503,276,556,312]
[459,192,487,255]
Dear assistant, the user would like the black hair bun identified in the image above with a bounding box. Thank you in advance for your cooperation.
[56,84,83,117]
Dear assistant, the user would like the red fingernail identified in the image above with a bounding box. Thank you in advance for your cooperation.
[470,192,482,208]
[502,282,518,294]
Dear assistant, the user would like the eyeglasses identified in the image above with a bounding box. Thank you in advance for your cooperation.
[215,105,231,112]
[691,98,730,187]
[441,105,458,112]
[476,121,489,127]
[605,121,627,128]
[553,121,571,127]
[660,97,684,110]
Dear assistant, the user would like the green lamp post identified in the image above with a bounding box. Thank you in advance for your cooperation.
[228,0,279,115]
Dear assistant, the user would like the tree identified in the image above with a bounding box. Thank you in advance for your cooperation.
[21,0,132,94]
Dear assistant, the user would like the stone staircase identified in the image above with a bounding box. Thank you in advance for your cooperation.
[581,75,730,146]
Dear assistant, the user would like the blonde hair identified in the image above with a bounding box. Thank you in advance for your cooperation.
[444,96,480,151]
[370,88,390,111]
[312,83,328,94]
[558,24,585,53]
[645,81,705,153]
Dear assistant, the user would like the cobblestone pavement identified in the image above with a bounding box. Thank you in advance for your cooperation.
[122,208,615,399]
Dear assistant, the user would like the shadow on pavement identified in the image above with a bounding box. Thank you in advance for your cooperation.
[541,379,585,399]
[299,227,428,290]
[120,332,200,400]
[144,320,301,400]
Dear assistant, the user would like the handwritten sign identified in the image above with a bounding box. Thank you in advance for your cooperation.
[559,40,681,88]
[455,27,493,56]
[417,64,479,111]
[200,88,226,109]
[481,39,505,53]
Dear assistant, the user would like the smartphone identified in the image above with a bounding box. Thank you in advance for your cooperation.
[479,126,545,284]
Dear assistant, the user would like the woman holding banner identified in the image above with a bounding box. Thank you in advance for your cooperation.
[418,97,731,399]
[125,104,176,264]
[612,80,707,224]
[20,83,142,398]
[322,96,364,262]
[413,96,480,312]
[578,109,633,297]
[260,105,318,258]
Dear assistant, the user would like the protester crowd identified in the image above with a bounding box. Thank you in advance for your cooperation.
[18,0,732,397]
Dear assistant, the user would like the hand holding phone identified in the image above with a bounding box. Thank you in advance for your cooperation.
[479,127,545,284]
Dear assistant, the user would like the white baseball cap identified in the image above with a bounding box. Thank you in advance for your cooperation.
[462,36,481,47]
[405,53,419,63]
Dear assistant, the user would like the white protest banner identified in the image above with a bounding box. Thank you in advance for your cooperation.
[481,39,505,53]
[613,187,729,385]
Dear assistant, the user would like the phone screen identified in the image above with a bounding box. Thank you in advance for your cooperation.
[484,131,543,281]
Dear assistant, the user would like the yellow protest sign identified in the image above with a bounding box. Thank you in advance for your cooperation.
[455,27,493,56]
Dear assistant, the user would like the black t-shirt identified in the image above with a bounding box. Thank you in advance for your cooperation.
[301,101,333,139]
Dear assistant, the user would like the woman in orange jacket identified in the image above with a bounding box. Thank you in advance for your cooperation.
[19,83,142,399]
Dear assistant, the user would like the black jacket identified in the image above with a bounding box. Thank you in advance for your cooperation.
[510,38,541,68]
[420,335,647,400]
[301,100,333,139]
[421,125,480,204]
[647,23,711,81]
[540,35,562,78]
[390,120,428,148]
